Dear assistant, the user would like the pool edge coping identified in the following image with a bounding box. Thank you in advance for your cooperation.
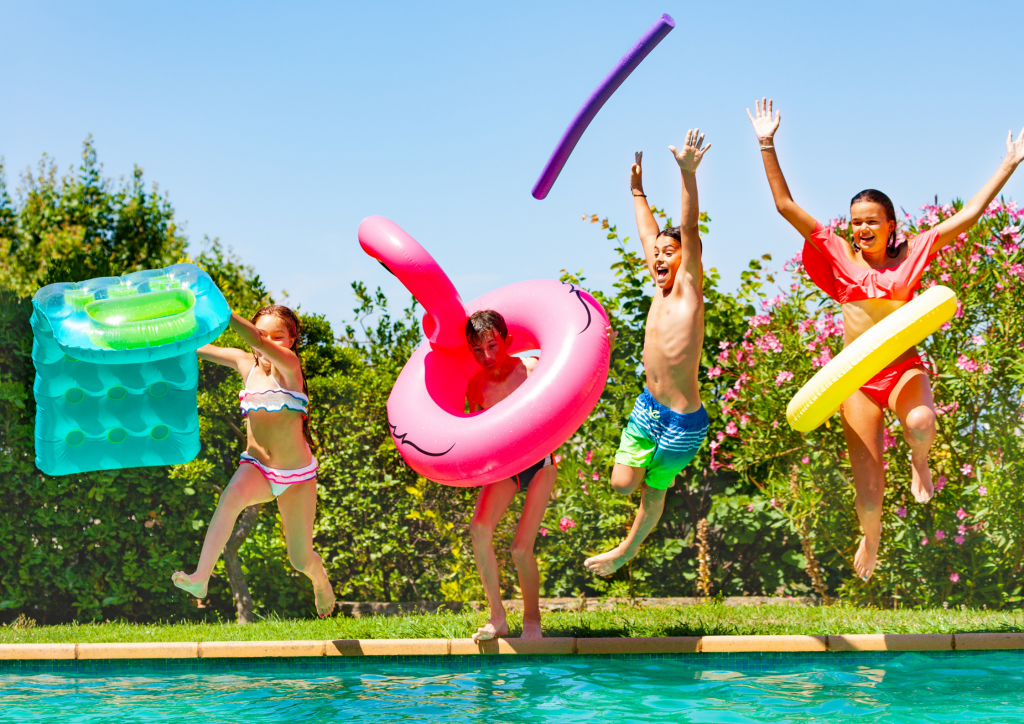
[2,632,1024,660]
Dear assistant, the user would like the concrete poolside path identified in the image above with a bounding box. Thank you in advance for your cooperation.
[3,633,1024,660]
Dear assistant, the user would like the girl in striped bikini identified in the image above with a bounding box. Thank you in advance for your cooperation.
[172,305,335,617]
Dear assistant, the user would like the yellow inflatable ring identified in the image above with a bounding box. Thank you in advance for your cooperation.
[787,285,957,431]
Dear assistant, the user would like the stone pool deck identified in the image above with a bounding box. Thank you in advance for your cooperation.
[2,633,1023,660]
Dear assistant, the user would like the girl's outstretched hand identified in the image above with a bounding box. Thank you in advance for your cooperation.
[631,151,644,193]
[669,129,711,174]
[1005,127,1024,168]
[747,97,781,140]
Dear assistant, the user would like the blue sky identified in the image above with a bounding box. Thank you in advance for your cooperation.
[2,1,1021,331]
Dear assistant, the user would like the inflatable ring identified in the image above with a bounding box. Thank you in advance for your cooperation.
[787,285,957,432]
[531,14,675,200]
[359,216,611,486]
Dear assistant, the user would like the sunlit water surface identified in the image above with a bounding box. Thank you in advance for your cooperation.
[2,652,1022,723]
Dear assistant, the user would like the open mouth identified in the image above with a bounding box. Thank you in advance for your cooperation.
[655,266,669,282]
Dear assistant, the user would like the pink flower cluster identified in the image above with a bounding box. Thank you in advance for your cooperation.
[956,354,978,372]
[755,332,782,353]
[774,370,794,386]
[558,516,576,532]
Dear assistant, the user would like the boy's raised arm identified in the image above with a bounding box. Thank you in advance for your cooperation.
[631,152,661,262]
[669,129,711,274]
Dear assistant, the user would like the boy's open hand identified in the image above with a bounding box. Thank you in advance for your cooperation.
[630,151,643,193]
[606,325,618,353]
[669,129,710,174]
[746,97,781,140]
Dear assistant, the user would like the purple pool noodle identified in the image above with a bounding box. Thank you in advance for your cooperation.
[531,14,675,200]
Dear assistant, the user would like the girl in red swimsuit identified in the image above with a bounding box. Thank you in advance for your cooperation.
[748,97,1024,581]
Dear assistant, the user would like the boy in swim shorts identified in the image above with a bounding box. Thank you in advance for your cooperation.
[584,129,712,577]
[464,310,557,643]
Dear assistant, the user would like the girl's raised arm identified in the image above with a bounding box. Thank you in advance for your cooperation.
[930,128,1024,254]
[748,98,816,240]
[197,343,250,373]
[228,312,302,376]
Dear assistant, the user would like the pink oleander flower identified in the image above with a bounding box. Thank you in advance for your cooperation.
[982,363,992,374]
[764,294,783,310]
[770,497,780,508]
[971,335,985,346]
[956,507,968,520]
[755,332,782,353]
[775,370,794,386]
[922,537,929,546]
[958,524,967,535]
[961,463,974,476]
[719,340,731,349]
[950,572,960,583]
[883,428,898,451]
[539,527,548,537]
[955,301,965,318]
[747,503,755,512]
[577,470,585,480]
[748,314,771,328]
[717,350,729,363]
[955,535,965,545]
[585,450,594,465]
[723,389,738,402]
[591,472,599,481]
[897,506,907,518]
[558,516,576,532]
[797,319,813,334]
[935,476,947,492]
[708,366,722,378]
[725,421,738,436]
[801,456,810,464]
[883,460,890,471]
[978,486,988,496]
[940,273,951,282]
[716,431,726,443]
[956,354,978,372]
[940,322,952,331]
[935,530,946,540]
[771,420,779,428]
[740,414,750,425]
[554,454,562,464]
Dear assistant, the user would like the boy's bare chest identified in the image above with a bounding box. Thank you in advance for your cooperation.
[644,296,701,358]
[474,366,529,410]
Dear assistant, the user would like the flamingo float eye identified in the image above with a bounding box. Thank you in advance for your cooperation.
[358,216,612,487]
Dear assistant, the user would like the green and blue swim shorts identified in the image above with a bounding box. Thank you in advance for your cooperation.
[614,388,710,490]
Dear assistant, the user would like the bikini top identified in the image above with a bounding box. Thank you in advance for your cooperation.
[238,362,309,419]
[802,222,941,304]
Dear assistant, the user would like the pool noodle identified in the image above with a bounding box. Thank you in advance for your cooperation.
[531,13,675,200]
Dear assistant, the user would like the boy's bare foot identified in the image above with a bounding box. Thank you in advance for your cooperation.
[584,544,630,577]
[472,618,509,643]
[313,577,336,618]
[910,453,933,503]
[853,527,880,581]
[171,571,208,599]
[521,616,544,640]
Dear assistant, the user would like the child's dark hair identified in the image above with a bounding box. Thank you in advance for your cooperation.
[250,304,314,450]
[850,189,901,258]
[465,310,508,346]
[656,226,682,244]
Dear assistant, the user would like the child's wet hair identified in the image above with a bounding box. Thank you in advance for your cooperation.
[465,310,508,346]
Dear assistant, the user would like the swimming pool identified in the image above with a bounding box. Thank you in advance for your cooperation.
[3,651,1022,722]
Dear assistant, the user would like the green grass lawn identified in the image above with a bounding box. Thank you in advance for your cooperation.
[3,603,1024,644]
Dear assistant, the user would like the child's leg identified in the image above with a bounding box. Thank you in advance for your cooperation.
[510,465,557,639]
[584,481,667,577]
[610,463,647,495]
[889,368,936,504]
[469,479,518,642]
[840,390,886,581]
[172,463,275,598]
[277,478,336,617]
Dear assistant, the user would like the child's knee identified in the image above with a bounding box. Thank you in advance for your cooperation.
[904,406,936,438]
[469,518,492,544]
[610,466,642,495]
[510,541,534,568]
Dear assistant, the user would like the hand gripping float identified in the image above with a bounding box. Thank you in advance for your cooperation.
[359,216,611,486]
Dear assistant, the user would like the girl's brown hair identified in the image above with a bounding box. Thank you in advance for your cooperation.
[250,304,315,450]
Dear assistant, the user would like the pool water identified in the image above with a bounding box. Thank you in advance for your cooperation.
[3,651,1023,723]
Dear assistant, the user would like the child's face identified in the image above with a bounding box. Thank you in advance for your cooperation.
[469,328,510,369]
[652,237,682,289]
[255,315,295,356]
[850,201,894,255]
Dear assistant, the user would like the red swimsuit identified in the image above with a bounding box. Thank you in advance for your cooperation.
[803,222,941,407]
